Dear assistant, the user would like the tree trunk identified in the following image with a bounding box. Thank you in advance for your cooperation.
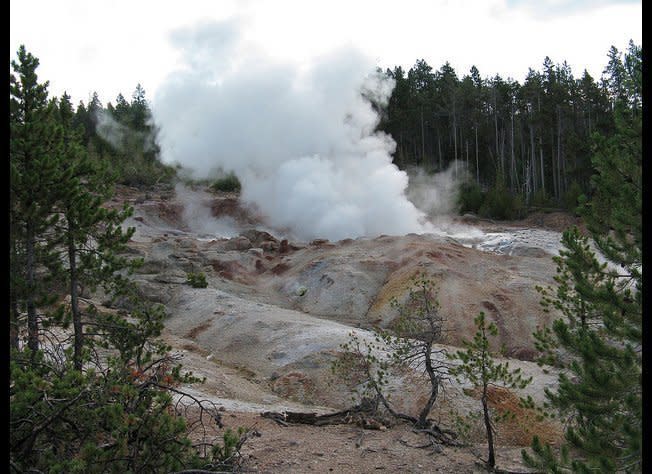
[530,124,537,194]
[438,131,442,171]
[420,107,425,165]
[558,107,565,197]
[26,221,39,357]
[465,138,469,176]
[475,126,479,185]
[539,138,545,196]
[510,105,516,192]
[453,105,458,179]
[551,128,557,201]
[482,386,496,469]
[494,90,499,160]
[10,300,20,351]
[68,223,83,371]
[10,238,21,351]
[417,342,440,428]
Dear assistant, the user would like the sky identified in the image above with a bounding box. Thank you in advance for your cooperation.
[10,0,641,108]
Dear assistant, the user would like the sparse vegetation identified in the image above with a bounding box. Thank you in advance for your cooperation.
[332,275,458,445]
[210,172,242,193]
[186,271,209,288]
[331,330,392,411]
[448,312,532,470]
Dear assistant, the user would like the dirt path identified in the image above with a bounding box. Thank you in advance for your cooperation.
[213,410,544,473]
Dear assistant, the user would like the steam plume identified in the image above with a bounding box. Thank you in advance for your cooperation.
[152,20,461,241]
[95,109,157,154]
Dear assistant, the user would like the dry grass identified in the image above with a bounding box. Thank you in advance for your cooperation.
[463,385,563,447]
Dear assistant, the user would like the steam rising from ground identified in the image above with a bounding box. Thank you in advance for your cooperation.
[406,162,468,218]
[175,183,240,239]
[95,110,157,153]
[152,19,469,241]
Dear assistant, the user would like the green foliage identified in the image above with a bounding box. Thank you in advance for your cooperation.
[449,313,532,392]
[524,41,641,473]
[186,271,209,288]
[561,180,583,213]
[522,436,571,474]
[331,330,391,409]
[331,274,448,428]
[448,312,532,469]
[10,344,218,473]
[478,177,523,220]
[449,408,481,445]
[209,427,253,471]
[10,45,67,354]
[378,43,637,209]
[210,172,242,193]
[530,189,553,209]
[457,180,484,214]
[9,47,252,472]
[107,153,177,187]
[73,83,177,187]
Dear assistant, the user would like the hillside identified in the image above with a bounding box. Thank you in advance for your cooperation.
[95,183,571,472]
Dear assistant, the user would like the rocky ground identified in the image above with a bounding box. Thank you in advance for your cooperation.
[102,183,572,472]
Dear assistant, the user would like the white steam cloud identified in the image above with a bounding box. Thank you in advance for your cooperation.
[152,19,460,241]
[95,109,157,153]
[175,183,240,239]
[406,161,468,217]
[95,110,131,151]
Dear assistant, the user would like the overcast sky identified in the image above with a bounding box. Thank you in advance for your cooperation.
[10,0,641,107]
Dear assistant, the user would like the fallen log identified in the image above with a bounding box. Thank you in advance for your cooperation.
[260,401,461,447]
[261,403,387,429]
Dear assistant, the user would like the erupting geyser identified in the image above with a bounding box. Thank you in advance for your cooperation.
[152,19,464,241]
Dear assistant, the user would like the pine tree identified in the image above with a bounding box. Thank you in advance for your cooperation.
[449,312,532,470]
[52,92,136,370]
[10,48,251,472]
[524,43,641,473]
[130,83,161,162]
[387,275,447,428]
[10,45,66,357]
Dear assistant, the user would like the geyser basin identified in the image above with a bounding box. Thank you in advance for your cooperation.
[460,228,564,257]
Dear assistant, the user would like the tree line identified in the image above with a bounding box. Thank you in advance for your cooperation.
[376,40,641,217]
[68,83,175,187]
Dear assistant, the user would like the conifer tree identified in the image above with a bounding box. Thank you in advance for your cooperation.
[10,45,65,357]
[524,43,641,473]
[449,312,532,470]
[10,47,251,472]
[52,92,136,370]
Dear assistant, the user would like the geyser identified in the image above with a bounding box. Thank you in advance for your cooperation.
[152,19,460,241]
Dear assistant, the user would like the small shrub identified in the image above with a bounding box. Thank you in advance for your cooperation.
[562,181,583,214]
[479,185,520,220]
[186,272,208,288]
[210,172,241,193]
[458,181,485,214]
[209,427,252,471]
[530,189,552,209]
